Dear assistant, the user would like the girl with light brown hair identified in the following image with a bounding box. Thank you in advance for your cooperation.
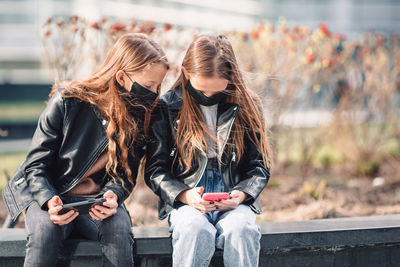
[3,33,168,267]
[145,34,271,266]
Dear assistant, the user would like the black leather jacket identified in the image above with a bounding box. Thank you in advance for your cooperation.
[145,86,270,220]
[2,88,146,221]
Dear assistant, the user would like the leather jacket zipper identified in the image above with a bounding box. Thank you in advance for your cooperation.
[218,106,239,175]
[170,146,208,189]
[170,147,176,157]
[229,151,236,186]
[193,155,208,188]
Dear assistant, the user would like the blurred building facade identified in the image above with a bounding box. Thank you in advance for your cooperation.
[0,0,399,84]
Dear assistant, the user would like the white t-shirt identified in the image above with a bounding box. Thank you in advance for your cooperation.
[200,104,218,158]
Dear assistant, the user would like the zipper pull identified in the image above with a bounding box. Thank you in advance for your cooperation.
[232,151,236,162]
[15,177,25,186]
[170,147,176,157]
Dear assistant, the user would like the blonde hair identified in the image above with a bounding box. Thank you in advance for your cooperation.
[51,33,169,188]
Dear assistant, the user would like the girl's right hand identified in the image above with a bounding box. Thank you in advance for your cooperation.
[177,187,216,213]
[47,195,79,226]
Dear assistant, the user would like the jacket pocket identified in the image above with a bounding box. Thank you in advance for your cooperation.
[2,182,19,220]
[2,175,34,221]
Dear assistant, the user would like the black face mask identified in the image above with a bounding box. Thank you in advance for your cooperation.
[185,80,226,106]
[125,82,158,107]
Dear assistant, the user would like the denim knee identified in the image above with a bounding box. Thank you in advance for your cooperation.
[24,215,63,267]
[98,207,133,241]
[228,220,260,241]
[173,214,216,242]
[171,210,217,266]
[216,205,260,245]
[28,223,62,247]
[25,206,63,245]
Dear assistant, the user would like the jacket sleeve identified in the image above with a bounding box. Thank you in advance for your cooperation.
[144,101,190,207]
[23,90,64,210]
[100,174,134,205]
[232,130,270,204]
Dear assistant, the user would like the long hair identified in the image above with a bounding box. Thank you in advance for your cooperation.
[171,34,271,172]
[51,33,169,188]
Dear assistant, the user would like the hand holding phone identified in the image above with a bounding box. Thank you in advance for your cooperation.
[48,195,79,226]
[212,190,247,212]
[89,190,118,221]
[178,187,217,213]
[58,198,106,215]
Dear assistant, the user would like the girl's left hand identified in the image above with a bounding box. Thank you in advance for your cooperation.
[215,190,247,211]
[89,190,118,221]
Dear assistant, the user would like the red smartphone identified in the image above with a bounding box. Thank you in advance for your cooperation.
[202,192,230,201]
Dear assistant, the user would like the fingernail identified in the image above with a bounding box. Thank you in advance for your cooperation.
[218,199,221,202]
[210,201,214,204]
[216,206,219,210]
[229,196,232,199]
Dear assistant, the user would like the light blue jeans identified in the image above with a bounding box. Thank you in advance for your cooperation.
[169,161,261,267]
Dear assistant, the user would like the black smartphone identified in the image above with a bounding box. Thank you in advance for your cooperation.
[58,198,106,215]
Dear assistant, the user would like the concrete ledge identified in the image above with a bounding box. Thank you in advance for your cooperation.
[1,214,400,266]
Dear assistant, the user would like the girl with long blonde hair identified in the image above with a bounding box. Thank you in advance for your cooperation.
[145,34,271,267]
[3,33,168,267]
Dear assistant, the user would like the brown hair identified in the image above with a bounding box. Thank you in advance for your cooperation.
[171,34,271,172]
[51,33,169,188]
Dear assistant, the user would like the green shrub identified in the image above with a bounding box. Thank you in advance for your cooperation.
[314,146,342,170]
[320,154,334,169]
[387,143,400,159]
[298,180,326,200]
[356,157,382,177]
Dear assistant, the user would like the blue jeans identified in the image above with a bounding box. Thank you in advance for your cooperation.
[169,162,261,267]
[24,196,134,267]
